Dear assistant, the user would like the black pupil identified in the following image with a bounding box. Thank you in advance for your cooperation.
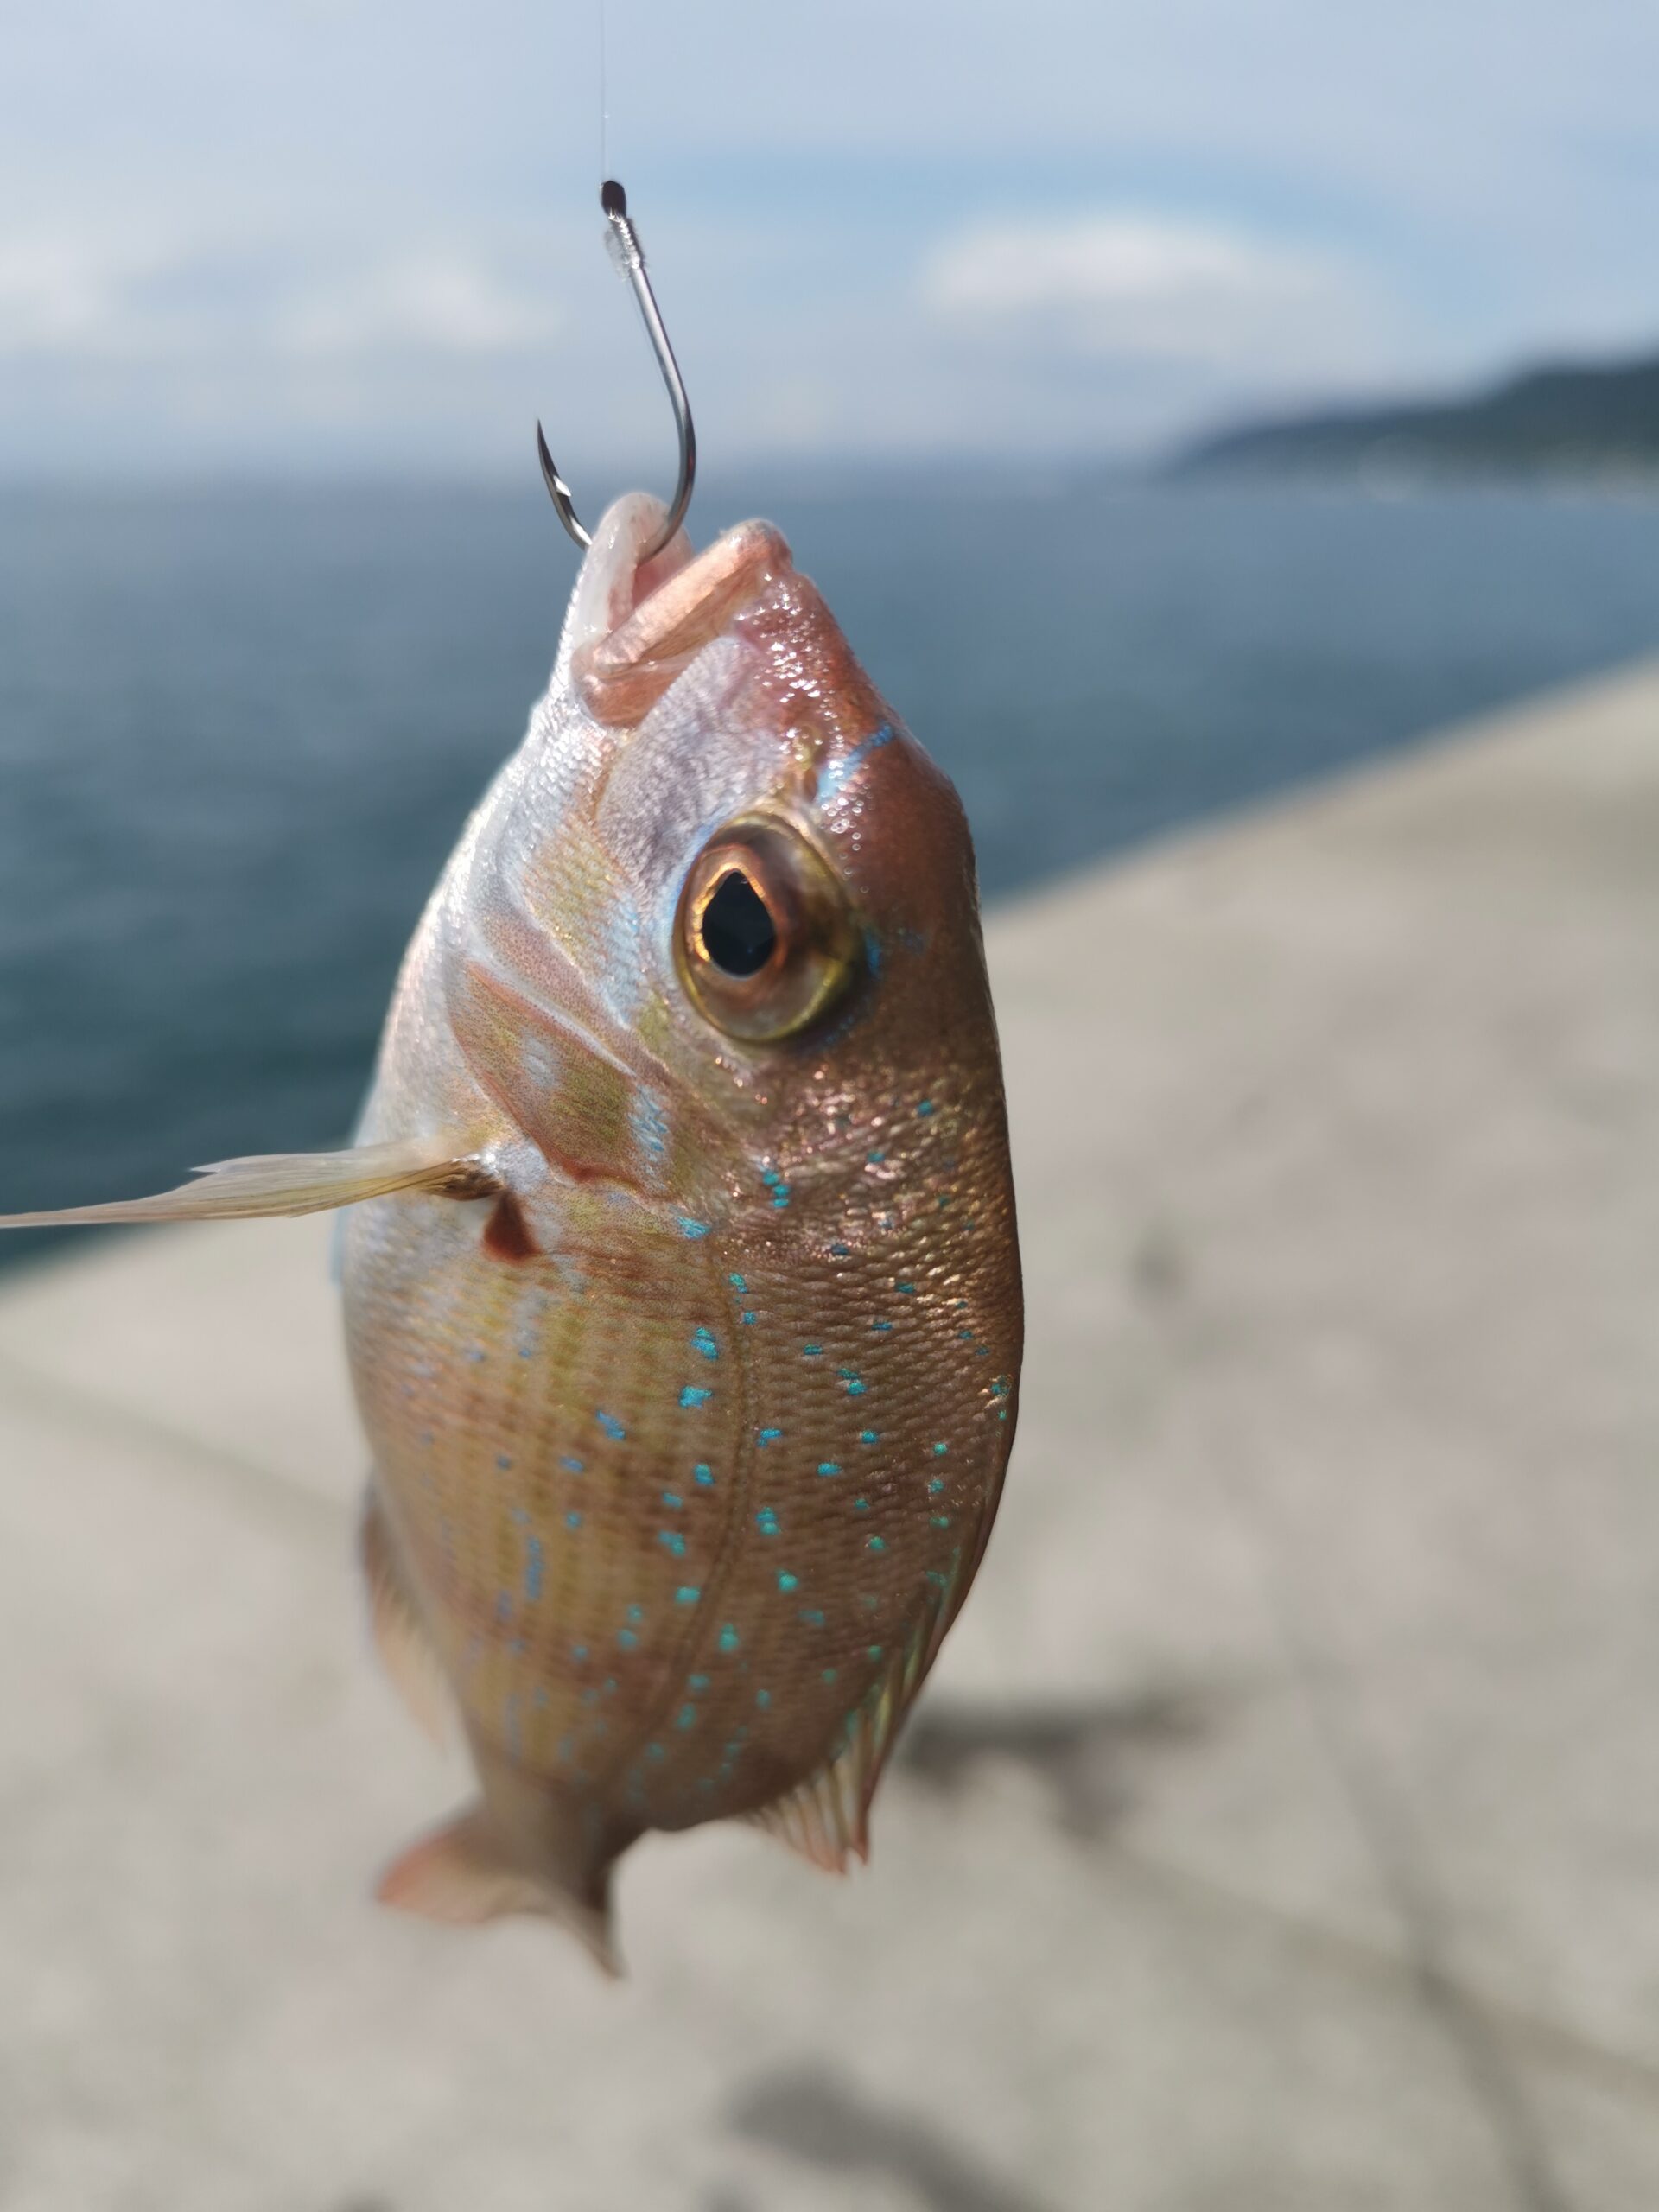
[701,869,777,977]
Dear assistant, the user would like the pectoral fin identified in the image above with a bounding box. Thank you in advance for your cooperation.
[0,1135,492,1229]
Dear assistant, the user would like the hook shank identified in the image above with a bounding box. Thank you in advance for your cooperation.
[538,180,696,563]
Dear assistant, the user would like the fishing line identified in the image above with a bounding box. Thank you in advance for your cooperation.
[598,0,609,183]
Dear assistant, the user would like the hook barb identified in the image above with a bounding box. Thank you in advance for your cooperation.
[537,179,697,564]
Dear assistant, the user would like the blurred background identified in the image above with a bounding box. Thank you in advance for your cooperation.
[3,4,1659,2209]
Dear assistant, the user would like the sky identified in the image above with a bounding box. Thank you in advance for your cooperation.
[3,0,1656,477]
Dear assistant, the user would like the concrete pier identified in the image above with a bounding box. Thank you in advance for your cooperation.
[3,662,1657,2210]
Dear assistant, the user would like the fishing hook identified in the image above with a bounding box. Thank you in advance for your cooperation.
[537,179,697,562]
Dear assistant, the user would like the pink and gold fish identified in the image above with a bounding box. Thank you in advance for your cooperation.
[2,495,1023,1969]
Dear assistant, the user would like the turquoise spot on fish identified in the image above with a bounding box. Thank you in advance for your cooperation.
[868,1535,887,1554]
[675,1585,701,1605]
[571,1643,588,1662]
[800,1608,825,1627]
[662,1491,683,1510]
[631,1088,670,1161]
[820,720,896,798]
[626,1604,644,1623]
[524,1535,544,1602]
[718,1623,741,1653]
[929,1476,946,1495]
[689,1673,709,1691]
[839,1368,868,1396]
[802,1344,823,1358]
[658,1529,687,1558]
[755,1507,780,1535]
[740,1311,757,1326]
[728,1272,747,1291]
[868,1644,885,1661]
[992,1374,1012,1397]
[756,1426,783,1447]
[778,1570,799,1592]
[679,1385,712,1409]
[932,1440,949,1455]
[565,1510,583,1530]
[675,1705,697,1731]
[562,1454,585,1473]
[645,1742,664,1762]
[756,1688,771,1709]
[691,1326,719,1362]
[595,1410,626,1440]
[817,1461,842,1478]
[821,1667,838,1683]
[916,1098,936,1117]
[496,1452,513,1471]
[830,1241,851,1257]
[617,1627,639,1650]
[677,1217,712,1239]
[897,1280,917,1294]
[694,1462,715,1486]
[854,1497,870,1513]
[860,1428,880,1445]
[867,1148,887,1165]
[932,1513,952,1529]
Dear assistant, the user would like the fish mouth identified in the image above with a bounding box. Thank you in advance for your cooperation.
[562,494,794,729]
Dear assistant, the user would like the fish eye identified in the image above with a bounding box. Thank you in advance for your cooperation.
[676,815,859,1041]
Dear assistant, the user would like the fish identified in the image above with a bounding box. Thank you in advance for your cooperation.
[1,493,1023,1970]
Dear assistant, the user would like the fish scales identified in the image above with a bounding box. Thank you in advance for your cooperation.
[1,492,1022,1968]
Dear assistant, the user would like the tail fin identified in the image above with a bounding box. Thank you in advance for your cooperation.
[375,1803,623,1977]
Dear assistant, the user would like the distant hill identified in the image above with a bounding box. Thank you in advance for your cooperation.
[1171,351,1659,483]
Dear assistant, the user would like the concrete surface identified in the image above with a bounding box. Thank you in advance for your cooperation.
[3,662,1659,2211]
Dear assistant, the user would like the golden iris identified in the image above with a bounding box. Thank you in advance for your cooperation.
[676,815,859,1042]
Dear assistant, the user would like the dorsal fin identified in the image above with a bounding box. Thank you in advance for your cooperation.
[359,1484,452,1746]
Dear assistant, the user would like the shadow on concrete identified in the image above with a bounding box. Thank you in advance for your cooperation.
[727,2069,1047,2212]
[896,1688,1214,1840]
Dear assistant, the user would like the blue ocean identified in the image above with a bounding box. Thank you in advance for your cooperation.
[3,474,1658,1261]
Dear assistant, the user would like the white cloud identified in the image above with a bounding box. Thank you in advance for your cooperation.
[0,238,146,356]
[275,255,560,360]
[925,213,1384,378]
[0,231,560,366]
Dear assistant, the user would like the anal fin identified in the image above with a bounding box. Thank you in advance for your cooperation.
[0,1135,491,1229]
[748,1586,957,1876]
[359,1486,452,1746]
